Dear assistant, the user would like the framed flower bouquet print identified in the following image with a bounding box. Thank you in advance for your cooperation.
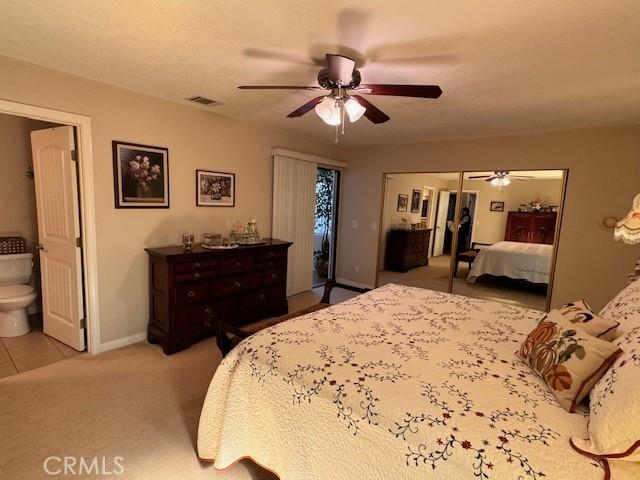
[196,170,235,207]
[112,141,169,208]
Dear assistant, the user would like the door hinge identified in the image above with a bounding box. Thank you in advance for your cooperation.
[70,149,78,162]
[76,237,82,248]
[80,318,86,329]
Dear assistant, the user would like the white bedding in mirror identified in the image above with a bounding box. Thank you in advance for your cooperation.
[467,241,553,285]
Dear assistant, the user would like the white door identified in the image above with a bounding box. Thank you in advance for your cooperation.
[31,126,85,351]
[432,190,450,256]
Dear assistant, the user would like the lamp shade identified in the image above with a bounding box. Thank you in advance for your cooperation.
[614,193,640,244]
[344,98,366,122]
[315,97,341,126]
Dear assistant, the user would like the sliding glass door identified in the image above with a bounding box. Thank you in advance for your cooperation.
[313,167,340,287]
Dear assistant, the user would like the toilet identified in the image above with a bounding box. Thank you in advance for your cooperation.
[0,253,37,337]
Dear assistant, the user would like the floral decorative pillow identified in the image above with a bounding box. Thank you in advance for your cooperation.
[571,326,640,462]
[517,310,622,412]
[558,299,619,340]
[600,279,640,337]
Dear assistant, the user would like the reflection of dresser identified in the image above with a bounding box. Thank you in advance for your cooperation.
[385,229,432,272]
[145,239,292,354]
[505,211,557,244]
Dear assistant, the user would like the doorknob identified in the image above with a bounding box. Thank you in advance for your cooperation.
[35,243,47,252]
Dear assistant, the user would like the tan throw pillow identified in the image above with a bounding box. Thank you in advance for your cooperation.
[557,299,619,340]
[517,310,622,412]
[571,326,640,462]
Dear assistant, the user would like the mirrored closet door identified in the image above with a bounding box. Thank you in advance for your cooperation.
[450,170,566,310]
[377,171,462,294]
[376,169,567,311]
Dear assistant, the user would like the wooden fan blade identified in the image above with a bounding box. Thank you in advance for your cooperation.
[326,54,356,84]
[351,95,390,124]
[286,96,327,118]
[468,175,491,179]
[238,85,324,90]
[511,175,535,179]
[355,84,442,98]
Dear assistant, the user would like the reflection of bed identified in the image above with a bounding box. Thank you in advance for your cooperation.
[197,284,638,479]
[467,240,553,285]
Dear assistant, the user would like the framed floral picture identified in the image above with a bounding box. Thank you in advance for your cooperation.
[196,170,235,207]
[112,141,169,208]
[411,189,421,213]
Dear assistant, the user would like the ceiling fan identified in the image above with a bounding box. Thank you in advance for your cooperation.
[468,171,535,187]
[238,53,442,141]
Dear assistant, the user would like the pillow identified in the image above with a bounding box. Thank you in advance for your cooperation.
[571,326,640,462]
[600,279,640,337]
[558,299,619,340]
[517,310,622,412]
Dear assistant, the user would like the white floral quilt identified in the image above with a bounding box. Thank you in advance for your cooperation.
[197,284,639,479]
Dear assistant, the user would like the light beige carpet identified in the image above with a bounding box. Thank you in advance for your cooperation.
[0,287,358,480]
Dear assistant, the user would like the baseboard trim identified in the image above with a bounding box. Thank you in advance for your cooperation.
[100,332,147,353]
[335,278,375,291]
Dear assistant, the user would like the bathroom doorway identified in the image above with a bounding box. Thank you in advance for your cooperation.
[0,101,99,377]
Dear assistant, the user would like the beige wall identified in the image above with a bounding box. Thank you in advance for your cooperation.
[0,114,38,248]
[336,127,640,310]
[0,56,343,345]
[464,178,563,244]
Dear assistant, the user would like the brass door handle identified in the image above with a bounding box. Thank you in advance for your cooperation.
[35,243,47,252]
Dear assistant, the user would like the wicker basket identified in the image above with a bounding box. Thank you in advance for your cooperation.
[0,237,26,255]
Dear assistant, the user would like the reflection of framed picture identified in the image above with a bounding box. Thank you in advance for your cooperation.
[490,201,505,212]
[411,189,421,213]
[397,194,408,212]
[421,199,429,218]
[112,141,169,208]
[196,170,235,207]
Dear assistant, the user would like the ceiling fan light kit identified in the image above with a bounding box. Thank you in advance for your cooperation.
[238,53,442,142]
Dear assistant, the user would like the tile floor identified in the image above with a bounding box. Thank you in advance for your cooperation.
[0,314,82,379]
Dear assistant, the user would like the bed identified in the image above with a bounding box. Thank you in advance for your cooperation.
[197,284,638,479]
[467,241,553,285]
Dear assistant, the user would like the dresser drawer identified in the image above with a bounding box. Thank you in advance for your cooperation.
[175,284,208,305]
[221,256,254,274]
[174,301,235,329]
[242,286,286,309]
[211,272,261,297]
[175,270,217,284]
[263,268,285,286]
[174,259,218,274]
[256,250,286,269]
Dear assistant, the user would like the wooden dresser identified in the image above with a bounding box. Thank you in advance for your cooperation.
[385,228,432,272]
[505,211,557,244]
[145,239,292,354]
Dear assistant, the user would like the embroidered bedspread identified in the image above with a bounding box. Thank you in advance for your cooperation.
[197,284,639,479]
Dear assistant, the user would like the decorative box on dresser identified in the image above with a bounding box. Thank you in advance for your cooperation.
[385,228,432,272]
[146,238,292,354]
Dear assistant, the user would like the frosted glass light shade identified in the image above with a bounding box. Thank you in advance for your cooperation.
[614,193,640,244]
[490,176,511,187]
[315,97,341,125]
[344,98,366,122]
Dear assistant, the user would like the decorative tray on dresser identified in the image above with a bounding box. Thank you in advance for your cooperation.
[145,238,292,354]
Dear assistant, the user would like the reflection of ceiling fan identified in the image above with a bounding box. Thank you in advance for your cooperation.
[238,53,442,141]
[468,171,535,187]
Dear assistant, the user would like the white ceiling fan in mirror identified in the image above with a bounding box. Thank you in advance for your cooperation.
[468,170,535,188]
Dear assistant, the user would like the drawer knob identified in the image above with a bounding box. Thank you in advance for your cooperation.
[204,307,213,316]
[235,261,242,268]
[271,273,278,279]
[268,252,275,258]
[259,294,266,301]
[187,290,196,298]
[268,261,275,267]
[194,272,200,279]
[234,281,242,288]
[195,262,200,268]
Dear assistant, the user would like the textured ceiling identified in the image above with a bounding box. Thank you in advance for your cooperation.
[1,1,639,146]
